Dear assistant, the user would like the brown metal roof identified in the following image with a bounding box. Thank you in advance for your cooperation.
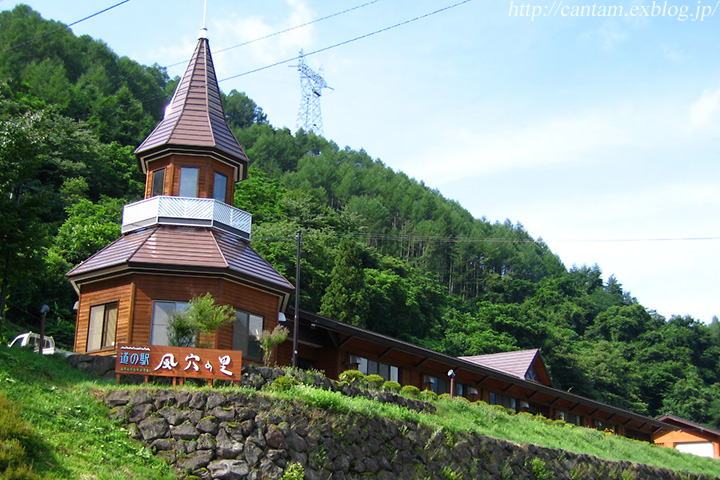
[135,35,248,181]
[658,414,720,437]
[67,226,293,296]
[461,349,552,386]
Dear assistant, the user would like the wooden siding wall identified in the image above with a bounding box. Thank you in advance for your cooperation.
[654,430,720,458]
[131,274,279,360]
[145,154,236,202]
[215,280,280,354]
[144,157,173,198]
[132,274,222,345]
[173,155,235,201]
[74,276,134,355]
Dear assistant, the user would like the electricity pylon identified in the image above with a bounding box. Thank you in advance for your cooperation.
[295,50,332,136]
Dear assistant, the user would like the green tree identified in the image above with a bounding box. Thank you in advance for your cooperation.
[167,293,234,348]
[0,108,48,338]
[662,371,715,425]
[223,89,267,129]
[320,239,368,327]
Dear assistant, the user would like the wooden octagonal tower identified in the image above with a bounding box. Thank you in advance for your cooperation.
[67,29,293,363]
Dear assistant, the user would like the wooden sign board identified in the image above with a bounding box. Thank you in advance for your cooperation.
[115,344,242,383]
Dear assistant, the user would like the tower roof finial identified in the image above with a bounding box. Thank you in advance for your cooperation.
[199,0,208,38]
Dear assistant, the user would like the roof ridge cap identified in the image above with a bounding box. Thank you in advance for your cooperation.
[127,226,158,262]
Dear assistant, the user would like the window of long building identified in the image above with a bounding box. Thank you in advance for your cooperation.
[349,354,399,382]
[557,411,584,426]
[423,375,451,395]
[594,419,616,433]
[490,392,517,411]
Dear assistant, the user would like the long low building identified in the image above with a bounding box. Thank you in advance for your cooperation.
[277,308,671,442]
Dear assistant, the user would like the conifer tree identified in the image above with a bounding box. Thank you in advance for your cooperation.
[319,239,367,327]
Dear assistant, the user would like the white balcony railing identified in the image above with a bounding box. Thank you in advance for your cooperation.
[122,196,252,238]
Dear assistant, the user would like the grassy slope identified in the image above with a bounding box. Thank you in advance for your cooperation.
[0,347,174,480]
[1,347,720,479]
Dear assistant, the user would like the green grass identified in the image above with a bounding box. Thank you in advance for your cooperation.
[274,384,720,478]
[0,347,174,480]
[2,346,720,479]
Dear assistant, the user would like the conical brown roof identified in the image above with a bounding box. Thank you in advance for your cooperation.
[135,32,248,181]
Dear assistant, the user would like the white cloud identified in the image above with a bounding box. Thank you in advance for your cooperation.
[688,85,720,132]
[210,0,315,70]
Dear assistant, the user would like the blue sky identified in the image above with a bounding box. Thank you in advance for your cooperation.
[4,0,720,322]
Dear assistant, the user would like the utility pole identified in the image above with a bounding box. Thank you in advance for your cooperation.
[292,230,301,368]
[295,50,332,136]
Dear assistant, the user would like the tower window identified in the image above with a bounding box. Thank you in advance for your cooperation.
[213,172,228,202]
[151,168,165,197]
[179,167,199,197]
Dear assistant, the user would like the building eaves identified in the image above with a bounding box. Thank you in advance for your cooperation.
[292,309,674,432]
[658,414,720,437]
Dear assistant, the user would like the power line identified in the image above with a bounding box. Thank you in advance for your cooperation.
[219,0,474,82]
[64,0,474,120]
[165,0,380,69]
[252,232,720,245]
[0,0,132,54]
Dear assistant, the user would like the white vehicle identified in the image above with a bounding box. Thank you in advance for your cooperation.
[7,332,55,354]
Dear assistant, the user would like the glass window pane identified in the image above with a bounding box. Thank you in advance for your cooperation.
[87,306,104,351]
[390,366,399,383]
[357,357,368,374]
[378,362,389,380]
[213,172,227,202]
[179,167,199,197]
[151,301,174,346]
[247,314,264,361]
[152,169,165,196]
[455,383,464,397]
[366,360,378,375]
[233,311,249,351]
[103,303,118,348]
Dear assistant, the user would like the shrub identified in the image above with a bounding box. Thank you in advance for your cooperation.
[281,462,305,480]
[258,325,289,365]
[527,457,551,479]
[439,393,451,400]
[419,389,438,401]
[382,380,401,393]
[400,385,420,397]
[271,375,299,391]
[338,369,365,387]
[364,374,384,390]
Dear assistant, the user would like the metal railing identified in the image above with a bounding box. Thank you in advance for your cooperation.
[122,196,252,238]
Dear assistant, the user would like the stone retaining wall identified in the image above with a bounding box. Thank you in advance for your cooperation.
[104,388,713,480]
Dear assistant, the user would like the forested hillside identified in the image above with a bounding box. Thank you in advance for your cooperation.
[1,5,719,429]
